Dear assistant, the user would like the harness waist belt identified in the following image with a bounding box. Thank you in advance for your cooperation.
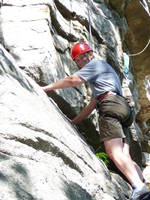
[97,91,117,102]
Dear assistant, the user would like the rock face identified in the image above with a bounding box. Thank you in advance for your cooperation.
[124,0,150,122]
[106,0,150,187]
[107,0,150,129]
[0,45,130,199]
[1,0,127,150]
[0,0,150,199]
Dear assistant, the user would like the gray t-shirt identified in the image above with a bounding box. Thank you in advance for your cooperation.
[75,59,122,99]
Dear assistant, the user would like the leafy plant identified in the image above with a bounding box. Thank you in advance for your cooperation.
[96,152,110,166]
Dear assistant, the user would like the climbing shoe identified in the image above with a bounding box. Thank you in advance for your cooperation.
[130,185,149,200]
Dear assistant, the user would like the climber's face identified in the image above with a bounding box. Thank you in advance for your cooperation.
[74,52,92,68]
[74,53,88,68]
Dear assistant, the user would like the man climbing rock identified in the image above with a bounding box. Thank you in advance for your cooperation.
[42,41,149,199]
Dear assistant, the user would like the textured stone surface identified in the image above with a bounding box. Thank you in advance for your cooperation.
[0,0,150,198]
[108,0,150,124]
[0,44,131,199]
[106,0,150,183]
[0,0,127,150]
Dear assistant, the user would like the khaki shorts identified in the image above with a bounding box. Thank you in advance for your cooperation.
[98,94,134,143]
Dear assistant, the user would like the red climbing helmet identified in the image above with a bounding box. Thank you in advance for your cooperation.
[71,42,93,60]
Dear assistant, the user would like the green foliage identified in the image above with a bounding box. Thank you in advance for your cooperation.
[96,152,110,166]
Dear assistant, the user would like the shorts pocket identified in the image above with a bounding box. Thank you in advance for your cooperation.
[122,107,134,127]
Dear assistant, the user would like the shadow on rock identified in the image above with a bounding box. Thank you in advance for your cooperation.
[45,90,100,150]
[0,159,36,200]
[63,180,96,200]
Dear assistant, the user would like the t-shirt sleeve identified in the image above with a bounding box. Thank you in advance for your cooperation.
[74,61,98,82]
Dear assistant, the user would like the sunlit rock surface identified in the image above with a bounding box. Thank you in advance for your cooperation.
[0,0,150,198]
[0,44,131,199]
